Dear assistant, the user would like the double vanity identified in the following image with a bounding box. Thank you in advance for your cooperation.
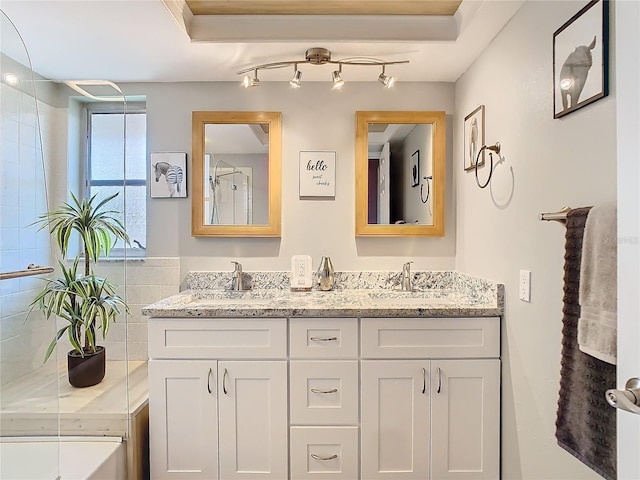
[143,270,503,480]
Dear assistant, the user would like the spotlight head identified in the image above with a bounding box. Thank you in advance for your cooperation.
[290,68,302,88]
[242,70,260,88]
[331,70,344,89]
[378,73,395,88]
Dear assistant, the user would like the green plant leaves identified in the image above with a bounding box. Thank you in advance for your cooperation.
[28,192,131,360]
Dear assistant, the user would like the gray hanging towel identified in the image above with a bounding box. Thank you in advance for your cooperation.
[555,207,616,480]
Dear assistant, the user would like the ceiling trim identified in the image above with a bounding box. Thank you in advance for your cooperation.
[188,15,458,42]
[161,0,194,37]
[184,0,462,16]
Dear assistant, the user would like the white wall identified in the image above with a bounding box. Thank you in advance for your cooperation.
[126,82,456,278]
[455,1,616,479]
[403,124,433,224]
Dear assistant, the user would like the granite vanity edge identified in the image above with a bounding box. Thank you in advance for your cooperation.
[141,304,503,318]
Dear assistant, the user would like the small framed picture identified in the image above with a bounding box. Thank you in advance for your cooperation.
[150,152,187,198]
[464,105,485,171]
[553,0,609,119]
[410,150,420,187]
[299,151,336,198]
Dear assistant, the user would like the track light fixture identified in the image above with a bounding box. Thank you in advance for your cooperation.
[237,47,408,89]
[331,65,344,90]
[289,64,302,88]
[242,69,260,88]
[377,65,395,88]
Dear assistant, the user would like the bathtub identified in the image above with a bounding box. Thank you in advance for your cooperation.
[0,436,125,480]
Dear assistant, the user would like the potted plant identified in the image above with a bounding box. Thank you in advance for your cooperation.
[30,192,131,388]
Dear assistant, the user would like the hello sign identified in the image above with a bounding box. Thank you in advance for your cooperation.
[299,151,336,197]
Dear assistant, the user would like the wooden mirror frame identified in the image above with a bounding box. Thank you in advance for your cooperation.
[355,111,446,236]
[192,111,282,237]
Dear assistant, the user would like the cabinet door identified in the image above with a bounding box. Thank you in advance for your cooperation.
[149,360,218,479]
[431,359,500,480]
[218,361,288,479]
[361,360,430,480]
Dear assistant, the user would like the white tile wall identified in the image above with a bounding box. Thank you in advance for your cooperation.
[1,79,181,384]
[90,257,181,361]
[0,85,58,386]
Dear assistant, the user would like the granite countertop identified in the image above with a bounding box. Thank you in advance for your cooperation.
[142,271,504,318]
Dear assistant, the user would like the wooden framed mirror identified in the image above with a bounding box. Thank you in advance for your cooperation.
[192,111,282,237]
[355,111,446,236]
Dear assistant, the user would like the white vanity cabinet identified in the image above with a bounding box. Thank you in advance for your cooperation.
[289,317,360,480]
[148,315,500,480]
[360,317,501,480]
[148,318,288,480]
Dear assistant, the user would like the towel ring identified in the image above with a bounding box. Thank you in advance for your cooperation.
[475,142,501,189]
[420,176,432,204]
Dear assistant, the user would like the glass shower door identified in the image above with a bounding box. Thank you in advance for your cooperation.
[0,9,60,479]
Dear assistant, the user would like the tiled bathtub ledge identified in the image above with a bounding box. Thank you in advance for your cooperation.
[142,271,504,318]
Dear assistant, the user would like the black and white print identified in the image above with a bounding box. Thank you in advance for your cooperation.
[553,0,609,118]
[150,152,187,198]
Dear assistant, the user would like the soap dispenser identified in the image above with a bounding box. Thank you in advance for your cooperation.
[317,256,335,291]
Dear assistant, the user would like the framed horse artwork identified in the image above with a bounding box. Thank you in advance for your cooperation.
[150,152,187,198]
[553,0,609,119]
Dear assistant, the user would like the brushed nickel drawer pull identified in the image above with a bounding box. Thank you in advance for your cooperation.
[311,454,338,461]
[223,368,228,395]
[310,336,338,342]
[310,388,338,394]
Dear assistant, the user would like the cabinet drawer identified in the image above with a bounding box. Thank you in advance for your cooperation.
[290,426,359,480]
[290,318,358,358]
[361,317,500,359]
[290,361,359,425]
[149,318,287,359]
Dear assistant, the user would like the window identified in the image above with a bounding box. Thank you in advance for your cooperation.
[86,103,147,255]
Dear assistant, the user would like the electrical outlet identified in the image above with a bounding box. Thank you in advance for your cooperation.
[519,270,531,302]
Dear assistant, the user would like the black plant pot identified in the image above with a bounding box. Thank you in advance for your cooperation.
[67,346,106,388]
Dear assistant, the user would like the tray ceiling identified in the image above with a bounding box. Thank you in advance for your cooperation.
[184,0,462,16]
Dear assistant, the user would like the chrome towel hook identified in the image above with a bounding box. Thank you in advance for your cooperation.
[475,142,501,189]
[420,175,432,204]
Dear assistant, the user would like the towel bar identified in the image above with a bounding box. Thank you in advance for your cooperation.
[539,206,571,223]
[0,264,54,281]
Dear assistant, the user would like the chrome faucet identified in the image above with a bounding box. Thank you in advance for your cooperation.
[230,261,245,291]
[400,261,413,291]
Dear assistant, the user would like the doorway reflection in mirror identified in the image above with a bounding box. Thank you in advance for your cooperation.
[367,123,433,225]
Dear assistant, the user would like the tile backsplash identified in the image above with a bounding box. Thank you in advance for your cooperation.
[92,257,180,361]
